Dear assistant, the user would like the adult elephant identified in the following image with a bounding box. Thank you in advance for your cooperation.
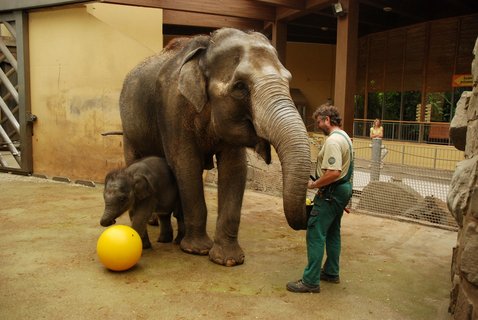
[120,28,310,266]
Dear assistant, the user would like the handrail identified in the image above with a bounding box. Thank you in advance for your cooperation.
[353,119,451,145]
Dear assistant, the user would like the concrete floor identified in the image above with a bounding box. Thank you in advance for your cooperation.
[0,172,455,320]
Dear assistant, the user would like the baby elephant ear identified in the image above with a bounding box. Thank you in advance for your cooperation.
[178,46,207,113]
[133,175,153,200]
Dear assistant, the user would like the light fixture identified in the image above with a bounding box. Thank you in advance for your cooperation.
[383,6,392,12]
[320,26,329,31]
[332,2,346,17]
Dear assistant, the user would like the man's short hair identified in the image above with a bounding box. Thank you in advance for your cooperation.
[312,103,342,126]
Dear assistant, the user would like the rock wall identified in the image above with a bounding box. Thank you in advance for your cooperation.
[448,37,478,319]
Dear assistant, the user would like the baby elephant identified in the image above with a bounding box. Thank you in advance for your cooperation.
[100,156,184,249]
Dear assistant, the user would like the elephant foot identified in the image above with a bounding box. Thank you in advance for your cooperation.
[173,232,185,245]
[142,239,152,249]
[208,242,245,267]
[157,233,173,243]
[180,234,213,255]
[157,224,174,243]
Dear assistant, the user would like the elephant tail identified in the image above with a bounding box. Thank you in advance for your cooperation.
[101,131,123,136]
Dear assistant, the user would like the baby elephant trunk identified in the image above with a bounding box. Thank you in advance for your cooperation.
[100,207,120,227]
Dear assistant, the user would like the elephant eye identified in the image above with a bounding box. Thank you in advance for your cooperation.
[231,81,249,100]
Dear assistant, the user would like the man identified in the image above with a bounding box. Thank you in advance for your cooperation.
[287,103,353,293]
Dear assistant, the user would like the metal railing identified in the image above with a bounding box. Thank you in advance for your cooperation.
[354,119,451,145]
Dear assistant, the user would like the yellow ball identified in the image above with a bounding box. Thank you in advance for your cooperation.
[97,225,142,271]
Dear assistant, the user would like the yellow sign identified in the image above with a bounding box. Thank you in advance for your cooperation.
[452,74,473,87]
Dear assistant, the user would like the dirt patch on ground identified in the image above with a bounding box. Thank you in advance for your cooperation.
[0,173,454,319]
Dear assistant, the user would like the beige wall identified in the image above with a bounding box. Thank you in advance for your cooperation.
[29,4,162,182]
[286,42,336,129]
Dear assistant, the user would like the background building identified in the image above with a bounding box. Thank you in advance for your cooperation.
[0,0,476,180]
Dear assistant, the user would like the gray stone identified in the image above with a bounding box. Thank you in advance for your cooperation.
[448,276,460,314]
[454,285,473,320]
[448,35,478,320]
[32,173,48,179]
[422,195,455,225]
[449,91,470,151]
[52,176,71,183]
[461,221,478,285]
[465,112,478,158]
[357,181,425,218]
[74,180,96,187]
[469,187,478,220]
[447,157,478,227]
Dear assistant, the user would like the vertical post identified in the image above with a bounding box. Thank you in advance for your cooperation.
[272,21,287,64]
[401,145,406,165]
[16,10,33,173]
[334,0,358,136]
[418,122,424,143]
[370,138,382,181]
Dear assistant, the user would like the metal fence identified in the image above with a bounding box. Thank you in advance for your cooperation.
[354,119,451,145]
[350,139,459,230]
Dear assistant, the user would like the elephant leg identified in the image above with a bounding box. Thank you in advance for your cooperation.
[174,156,213,255]
[209,147,247,266]
[147,213,159,226]
[173,202,185,245]
[122,135,137,166]
[130,200,155,249]
[157,212,174,243]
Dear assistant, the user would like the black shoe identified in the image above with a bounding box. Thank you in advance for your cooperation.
[286,279,320,293]
[320,271,340,284]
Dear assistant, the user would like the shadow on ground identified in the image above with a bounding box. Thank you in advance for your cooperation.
[0,173,454,319]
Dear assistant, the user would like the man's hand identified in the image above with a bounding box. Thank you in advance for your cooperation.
[307,179,316,189]
[308,170,341,189]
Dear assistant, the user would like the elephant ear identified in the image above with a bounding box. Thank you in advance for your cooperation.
[133,174,154,201]
[255,139,272,165]
[178,46,208,113]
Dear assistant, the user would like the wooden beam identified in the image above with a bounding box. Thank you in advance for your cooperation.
[102,0,275,21]
[333,0,358,136]
[254,0,306,10]
[276,0,333,21]
[163,10,264,30]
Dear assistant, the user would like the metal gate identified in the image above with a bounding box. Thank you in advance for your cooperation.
[0,11,34,174]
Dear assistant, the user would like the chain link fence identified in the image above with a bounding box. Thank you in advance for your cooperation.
[350,139,459,230]
[203,135,460,231]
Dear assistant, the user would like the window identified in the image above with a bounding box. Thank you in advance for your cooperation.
[383,92,401,120]
[354,94,365,118]
[426,92,452,122]
[402,91,421,121]
[367,92,383,119]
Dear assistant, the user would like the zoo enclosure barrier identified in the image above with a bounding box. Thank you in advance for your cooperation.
[349,139,460,231]
[205,137,460,231]
[353,119,451,145]
[0,12,33,174]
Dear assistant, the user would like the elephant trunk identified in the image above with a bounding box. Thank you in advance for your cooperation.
[252,76,310,230]
[100,207,119,227]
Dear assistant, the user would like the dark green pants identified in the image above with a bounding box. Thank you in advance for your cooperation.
[302,182,352,286]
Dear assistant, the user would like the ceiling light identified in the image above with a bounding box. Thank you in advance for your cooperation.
[332,2,347,17]
[383,7,392,12]
[321,26,329,31]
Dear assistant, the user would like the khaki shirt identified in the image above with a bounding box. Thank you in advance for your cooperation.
[316,129,353,181]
